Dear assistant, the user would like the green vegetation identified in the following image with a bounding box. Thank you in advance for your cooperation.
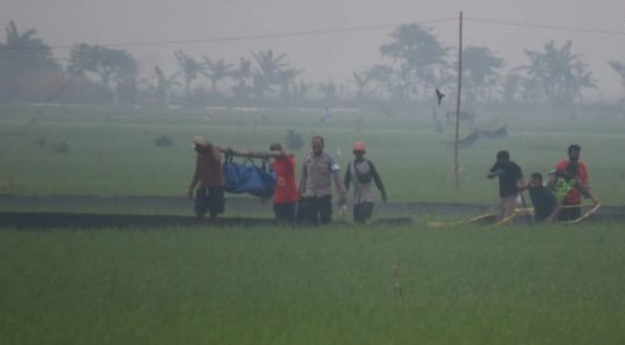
[1,225,625,344]
[1,104,625,206]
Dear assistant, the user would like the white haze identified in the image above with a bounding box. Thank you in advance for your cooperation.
[3,0,624,101]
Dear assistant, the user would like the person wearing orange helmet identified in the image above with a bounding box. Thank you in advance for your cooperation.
[344,141,387,224]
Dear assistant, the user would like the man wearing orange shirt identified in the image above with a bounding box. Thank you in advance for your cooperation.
[267,143,299,223]
[555,144,589,221]
[224,143,299,223]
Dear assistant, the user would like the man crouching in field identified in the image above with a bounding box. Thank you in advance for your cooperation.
[528,172,561,223]
[188,136,225,223]
[487,150,525,220]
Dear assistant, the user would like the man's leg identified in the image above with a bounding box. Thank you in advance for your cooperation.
[284,202,297,223]
[357,202,374,224]
[207,187,225,221]
[306,197,320,225]
[501,195,518,221]
[319,195,333,225]
[559,202,581,221]
[194,187,209,222]
[353,204,360,223]
[274,202,296,223]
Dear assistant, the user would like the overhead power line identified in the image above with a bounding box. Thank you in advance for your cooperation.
[465,17,625,36]
[0,17,457,51]
[0,16,622,52]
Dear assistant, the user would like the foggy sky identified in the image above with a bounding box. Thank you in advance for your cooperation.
[3,0,624,100]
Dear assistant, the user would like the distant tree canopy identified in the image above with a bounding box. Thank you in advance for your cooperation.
[379,24,450,101]
[0,20,620,109]
[516,40,595,105]
[609,61,625,102]
[462,46,504,102]
[0,20,59,101]
[68,43,138,89]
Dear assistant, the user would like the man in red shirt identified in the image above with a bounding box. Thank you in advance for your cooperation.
[555,144,589,221]
[224,143,299,223]
[268,143,299,222]
[188,136,225,223]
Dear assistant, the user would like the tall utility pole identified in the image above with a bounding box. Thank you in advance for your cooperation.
[454,11,464,190]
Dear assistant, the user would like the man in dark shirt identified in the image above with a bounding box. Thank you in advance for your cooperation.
[487,150,525,220]
[528,172,561,223]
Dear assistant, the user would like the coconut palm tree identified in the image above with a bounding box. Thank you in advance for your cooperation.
[202,57,233,95]
[174,50,205,97]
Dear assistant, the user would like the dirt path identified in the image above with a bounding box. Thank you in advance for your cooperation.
[1,194,623,228]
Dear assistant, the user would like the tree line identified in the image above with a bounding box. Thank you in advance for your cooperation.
[1,20,624,109]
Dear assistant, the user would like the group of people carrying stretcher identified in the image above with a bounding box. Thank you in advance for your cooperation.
[487,144,599,224]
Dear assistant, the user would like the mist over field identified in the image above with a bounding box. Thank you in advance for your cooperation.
[2,2,625,345]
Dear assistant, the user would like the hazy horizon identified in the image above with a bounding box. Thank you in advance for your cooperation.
[3,0,624,101]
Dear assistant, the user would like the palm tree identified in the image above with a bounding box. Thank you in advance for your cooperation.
[174,50,205,97]
[153,65,180,105]
[231,58,253,101]
[609,61,625,104]
[251,49,289,100]
[202,57,233,95]
[276,68,302,101]
[1,20,58,74]
[517,40,595,105]
[0,21,58,100]
[350,71,371,100]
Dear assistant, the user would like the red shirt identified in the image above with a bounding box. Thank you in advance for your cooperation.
[196,149,224,187]
[555,159,589,204]
[272,156,299,204]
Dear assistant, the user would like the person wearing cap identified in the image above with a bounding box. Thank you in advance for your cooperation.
[554,144,590,221]
[188,136,225,223]
[223,143,300,223]
[299,135,347,225]
[344,141,387,224]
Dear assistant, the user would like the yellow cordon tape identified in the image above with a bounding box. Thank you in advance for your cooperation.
[559,203,601,225]
[427,212,497,228]
[427,202,601,228]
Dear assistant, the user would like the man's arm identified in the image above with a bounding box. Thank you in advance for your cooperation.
[546,198,562,223]
[575,180,599,205]
[298,160,308,197]
[487,163,500,179]
[369,161,388,201]
[218,146,289,159]
[329,158,347,204]
[332,169,347,204]
[187,164,200,200]
[580,163,590,188]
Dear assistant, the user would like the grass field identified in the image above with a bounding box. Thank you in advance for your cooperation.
[1,104,625,206]
[2,105,625,344]
[2,225,625,344]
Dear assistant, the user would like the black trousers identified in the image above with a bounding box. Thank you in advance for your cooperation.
[195,186,225,218]
[353,202,374,224]
[273,202,297,223]
[303,195,333,225]
[559,203,581,221]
